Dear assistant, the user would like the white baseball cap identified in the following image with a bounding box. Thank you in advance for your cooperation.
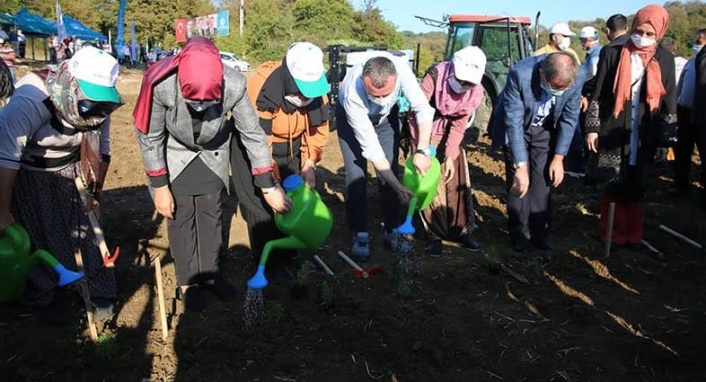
[549,22,576,36]
[285,42,330,98]
[580,26,599,39]
[68,46,121,103]
[452,46,487,84]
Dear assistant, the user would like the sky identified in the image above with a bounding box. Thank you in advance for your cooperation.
[373,0,700,33]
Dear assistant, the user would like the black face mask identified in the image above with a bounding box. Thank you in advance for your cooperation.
[78,100,121,118]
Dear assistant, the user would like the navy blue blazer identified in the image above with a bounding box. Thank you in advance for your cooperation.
[489,55,584,164]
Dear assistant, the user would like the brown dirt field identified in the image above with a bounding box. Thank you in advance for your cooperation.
[1,63,705,382]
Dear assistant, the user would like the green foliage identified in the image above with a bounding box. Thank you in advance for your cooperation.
[2,0,410,64]
[319,280,333,305]
[265,300,284,326]
[296,263,311,284]
[95,332,119,360]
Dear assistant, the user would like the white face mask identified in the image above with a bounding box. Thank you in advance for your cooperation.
[367,92,394,106]
[447,76,473,93]
[631,34,656,49]
[541,77,566,97]
[558,37,571,50]
[284,94,313,108]
[693,44,703,54]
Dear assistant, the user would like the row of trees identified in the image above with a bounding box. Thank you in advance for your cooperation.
[0,0,403,63]
[2,1,706,70]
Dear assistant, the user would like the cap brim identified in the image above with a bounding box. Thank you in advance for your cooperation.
[77,79,121,103]
[293,75,330,99]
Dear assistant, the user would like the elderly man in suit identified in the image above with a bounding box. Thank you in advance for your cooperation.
[490,52,583,252]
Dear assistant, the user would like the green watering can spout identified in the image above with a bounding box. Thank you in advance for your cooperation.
[246,174,334,290]
[247,236,307,290]
[0,223,83,302]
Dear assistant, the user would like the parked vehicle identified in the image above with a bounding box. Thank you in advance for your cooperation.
[219,51,250,72]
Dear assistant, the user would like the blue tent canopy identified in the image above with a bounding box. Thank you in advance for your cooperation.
[54,15,107,41]
[0,13,15,26]
[12,8,55,35]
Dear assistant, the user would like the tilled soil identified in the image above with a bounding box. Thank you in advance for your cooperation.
[1,66,704,382]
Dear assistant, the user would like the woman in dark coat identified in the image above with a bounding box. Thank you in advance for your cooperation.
[585,4,677,251]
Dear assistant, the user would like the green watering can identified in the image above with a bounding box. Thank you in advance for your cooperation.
[0,223,84,302]
[247,174,333,289]
[397,146,442,236]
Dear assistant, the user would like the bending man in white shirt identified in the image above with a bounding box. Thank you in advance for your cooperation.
[336,53,435,260]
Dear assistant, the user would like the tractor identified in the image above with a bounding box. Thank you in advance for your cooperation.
[417,13,539,137]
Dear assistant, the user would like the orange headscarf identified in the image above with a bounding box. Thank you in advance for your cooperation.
[612,4,669,118]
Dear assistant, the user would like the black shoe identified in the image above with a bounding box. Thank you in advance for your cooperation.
[531,237,554,251]
[202,276,237,302]
[35,298,73,327]
[265,266,296,286]
[425,240,443,257]
[177,286,207,312]
[91,298,115,320]
[460,234,481,252]
[625,242,645,253]
[511,236,532,253]
[668,185,688,197]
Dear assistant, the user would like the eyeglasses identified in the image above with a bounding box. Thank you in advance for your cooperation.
[78,100,122,118]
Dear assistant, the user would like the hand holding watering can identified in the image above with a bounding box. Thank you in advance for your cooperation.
[397,146,442,236]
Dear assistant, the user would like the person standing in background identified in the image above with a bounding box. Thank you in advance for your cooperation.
[534,23,582,64]
[585,4,677,251]
[674,28,706,209]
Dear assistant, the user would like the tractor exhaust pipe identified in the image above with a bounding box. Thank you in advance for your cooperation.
[534,11,541,51]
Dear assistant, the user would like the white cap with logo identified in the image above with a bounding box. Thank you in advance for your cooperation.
[285,42,330,99]
[580,26,599,39]
[452,46,487,85]
[550,22,576,36]
[68,46,121,103]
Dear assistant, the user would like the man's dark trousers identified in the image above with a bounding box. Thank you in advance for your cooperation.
[674,106,706,192]
[504,123,554,243]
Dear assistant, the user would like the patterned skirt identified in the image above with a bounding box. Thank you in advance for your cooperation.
[420,148,476,241]
[11,162,116,306]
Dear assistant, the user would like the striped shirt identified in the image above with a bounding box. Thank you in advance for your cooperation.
[0,46,15,69]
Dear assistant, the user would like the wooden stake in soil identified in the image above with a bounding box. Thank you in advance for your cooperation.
[605,202,616,258]
[659,225,704,250]
[74,248,98,341]
[154,255,169,341]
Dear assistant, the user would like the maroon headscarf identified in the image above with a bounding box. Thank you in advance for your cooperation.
[133,37,224,133]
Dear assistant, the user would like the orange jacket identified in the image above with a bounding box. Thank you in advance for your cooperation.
[247,61,329,167]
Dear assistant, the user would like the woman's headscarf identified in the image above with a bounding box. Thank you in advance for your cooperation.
[133,37,223,133]
[612,4,669,117]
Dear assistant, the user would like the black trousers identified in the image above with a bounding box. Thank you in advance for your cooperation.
[168,192,222,286]
[230,133,300,267]
[504,123,554,242]
[674,106,706,191]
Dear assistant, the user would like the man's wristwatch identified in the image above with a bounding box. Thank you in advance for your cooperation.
[415,147,431,156]
[513,161,527,169]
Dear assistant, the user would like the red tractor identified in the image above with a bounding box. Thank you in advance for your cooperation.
[417,13,539,136]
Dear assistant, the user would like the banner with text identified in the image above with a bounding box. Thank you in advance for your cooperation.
[175,11,229,41]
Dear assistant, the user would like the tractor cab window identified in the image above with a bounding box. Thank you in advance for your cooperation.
[475,24,523,90]
[445,23,475,59]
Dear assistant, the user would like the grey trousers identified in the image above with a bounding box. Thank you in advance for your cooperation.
[168,192,222,286]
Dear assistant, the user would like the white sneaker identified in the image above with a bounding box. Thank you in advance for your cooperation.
[350,232,370,261]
